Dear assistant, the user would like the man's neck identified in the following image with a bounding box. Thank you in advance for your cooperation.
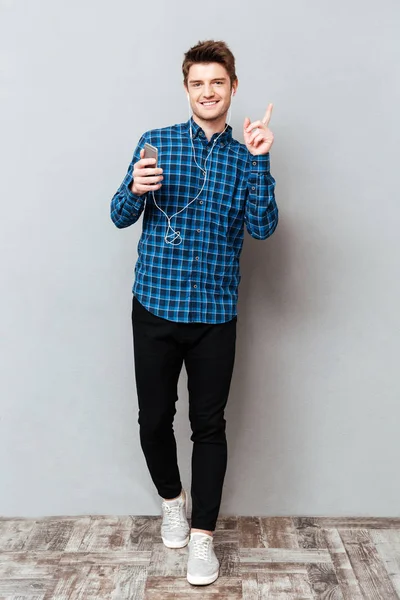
[192,114,227,142]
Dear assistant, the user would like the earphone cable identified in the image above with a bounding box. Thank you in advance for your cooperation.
[149,94,233,245]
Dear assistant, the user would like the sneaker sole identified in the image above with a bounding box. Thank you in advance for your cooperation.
[187,569,219,585]
[161,535,190,548]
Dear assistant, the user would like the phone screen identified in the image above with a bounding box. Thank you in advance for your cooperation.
[144,143,158,170]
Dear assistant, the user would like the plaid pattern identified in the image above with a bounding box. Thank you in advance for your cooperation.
[110,117,278,323]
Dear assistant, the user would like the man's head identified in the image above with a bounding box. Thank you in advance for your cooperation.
[183,40,238,125]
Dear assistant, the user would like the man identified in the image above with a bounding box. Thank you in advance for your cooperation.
[110,40,278,586]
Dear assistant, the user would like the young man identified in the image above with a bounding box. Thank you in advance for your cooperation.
[110,40,278,586]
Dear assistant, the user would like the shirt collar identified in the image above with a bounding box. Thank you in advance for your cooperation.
[184,116,232,143]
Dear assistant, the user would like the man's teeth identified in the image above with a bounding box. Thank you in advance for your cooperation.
[202,101,218,106]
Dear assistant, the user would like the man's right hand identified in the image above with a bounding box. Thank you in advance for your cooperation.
[130,149,164,196]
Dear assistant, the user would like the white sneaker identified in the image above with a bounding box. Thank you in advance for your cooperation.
[187,532,220,586]
[160,488,190,548]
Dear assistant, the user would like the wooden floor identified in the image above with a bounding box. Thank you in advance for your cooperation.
[0,515,399,599]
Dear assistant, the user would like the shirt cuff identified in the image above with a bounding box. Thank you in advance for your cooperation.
[125,183,145,215]
[249,153,270,173]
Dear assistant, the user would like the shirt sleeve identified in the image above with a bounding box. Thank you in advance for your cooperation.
[110,132,149,229]
[244,153,278,240]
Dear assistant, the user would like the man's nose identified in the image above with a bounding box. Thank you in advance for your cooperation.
[203,85,215,97]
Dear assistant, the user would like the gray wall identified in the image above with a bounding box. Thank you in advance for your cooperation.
[1,0,399,517]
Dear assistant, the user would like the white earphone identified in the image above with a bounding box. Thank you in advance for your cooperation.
[149,90,234,245]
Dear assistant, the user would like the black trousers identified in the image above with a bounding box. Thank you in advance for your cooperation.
[131,295,237,531]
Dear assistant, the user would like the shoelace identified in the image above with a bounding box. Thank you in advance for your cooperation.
[163,502,184,529]
[191,536,211,560]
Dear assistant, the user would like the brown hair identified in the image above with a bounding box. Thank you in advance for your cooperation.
[182,40,237,88]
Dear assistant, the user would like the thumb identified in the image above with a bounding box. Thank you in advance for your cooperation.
[139,148,145,159]
[243,117,250,130]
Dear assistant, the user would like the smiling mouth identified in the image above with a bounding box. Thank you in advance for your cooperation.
[200,101,219,107]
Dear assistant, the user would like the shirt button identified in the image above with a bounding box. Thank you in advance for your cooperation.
[251,186,255,190]
[193,284,197,288]
[195,256,199,260]
[199,200,203,204]
[252,161,257,166]
[197,229,201,233]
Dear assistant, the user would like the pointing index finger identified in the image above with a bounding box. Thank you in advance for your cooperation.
[262,103,273,126]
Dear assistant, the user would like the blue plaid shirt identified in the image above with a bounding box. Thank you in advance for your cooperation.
[110,117,278,323]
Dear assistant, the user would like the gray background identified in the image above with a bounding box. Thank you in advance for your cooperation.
[1,0,399,518]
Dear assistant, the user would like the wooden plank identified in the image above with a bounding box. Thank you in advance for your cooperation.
[23,521,75,552]
[0,594,45,600]
[146,543,188,578]
[241,573,260,600]
[293,518,328,550]
[77,517,135,552]
[323,528,364,600]
[0,579,53,596]
[0,516,91,522]
[295,517,400,529]
[144,576,242,598]
[318,518,400,529]
[370,528,400,597]
[240,547,331,565]
[257,572,314,599]
[63,517,92,552]
[58,551,151,566]
[305,562,344,599]
[42,566,114,600]
[0,552,61,578]
[260,517,300,549]
[126,517,162,551]
[213,530,238,544]
[215,541,240,577]
[340,528,398,599]
[109,565,148,600]
[238,517,264,548]
[215,516,238,531]
[0,521,36,552]
[242,562,309,575]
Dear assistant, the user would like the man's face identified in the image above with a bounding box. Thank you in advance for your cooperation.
[185,62,236,123]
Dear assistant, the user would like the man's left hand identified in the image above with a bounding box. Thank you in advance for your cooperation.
[243,103,274,156]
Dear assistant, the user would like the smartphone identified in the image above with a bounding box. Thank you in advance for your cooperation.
[143,143,158,174]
